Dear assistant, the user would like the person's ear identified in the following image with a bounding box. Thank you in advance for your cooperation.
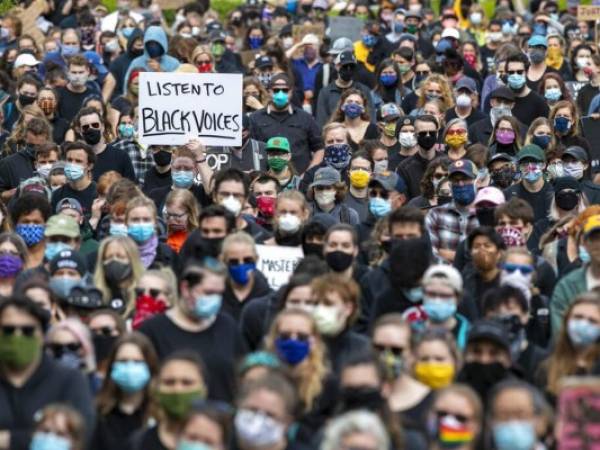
[522,223,533,239]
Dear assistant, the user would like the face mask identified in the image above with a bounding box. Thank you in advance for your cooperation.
[445,132,467,148]
[16,223,45,247]
[342,103,364,119]
[399,132,416,148]
[417,132,437,150]
[197,62,212,73]
[229,262,256,285]
[220,196,242,216]
[406,23,418,34]
[455,93,472,108]
[193,293,222,319]
[324,143,351,169]
[423,297,456,322]
[507,73,526,91]
[153,150,172,166]
[464,53,477,67]
[349,169,370,189]
[62,43,79,56]
[414,361,455,389]
[500,269,532,302]
[248,36,264,49]
[470,12,482,24]
[338,65,356,82]
[522,163,543,183]
[426,92,442,102]
[128,222,155,243]
[0,334,40,369]
[118,123,135,139]
[315,190,336,207]
[313,304,345,335]
[177,440,214,450]
[37,163,52,179]
[496,129,515,145]
[362,34,377,47]
[104,39,120,54]
[373,160,388,173]
[30,432,71,450]
[109,223,128,236]
[325,250,353,272]
[451,183,476,205]
[235,409,284,448]
[339,386,384,412]
[393,21,405,34]
[430,414,475,448]
[111,360,151,393]
[275,337,310,365]
[380,73,397,87]
[379,348,403,380]
[258,73,272,88]
[554,116,571,134]
[472,249,499,275]
[369,197,392,218]
[267,156,288,172]
[529,48,546,64]
[457,361,508,400]
[38,98,55,116]
[544,87,561,102]
[564,162,584,180]
[82,128,102,145]
[383,122,396,138]
[68,72,87,88]
[488,31,503,42]
[172,170,195,189]
[0,254,22,278]
[64,163,85,182]
[532,134,551,149]
[403,286,423,303]
[211,43,225,57]
[104,259,132,285]
[17,93,36,108]
[44,242,72,262]
[494,421,536,450]
[156,389,204,419]
[490,106,512,127]
[272,90,289,109]
[145,40,164,58]
[568,319,600,346]
[282,36,294,49]
[556,190,579,210]
[580,245,591,263]
[304,46,317,62]
[278,213,301,234]
[49,276,80,299]
[498,225,526,248]
[256,196,275,218]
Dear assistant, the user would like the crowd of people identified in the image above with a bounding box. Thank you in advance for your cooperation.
[1,0,600,448]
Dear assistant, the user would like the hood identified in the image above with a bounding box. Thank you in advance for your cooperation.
[126,28,144,56]
[143,26,169,56]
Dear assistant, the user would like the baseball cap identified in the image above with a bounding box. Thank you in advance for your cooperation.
[448,159,477,179]
[455,77,477,93]
[422,264,463,294]
[488,153,513,166]
[313,0,328,9]
[380,103,401,121]
[255,55,274,69]
[335,50,357,66]
[467,320,511,354]
[369,171,400,192]
[270,73,291,87]
[528,35,548,47]
[45,215,80,238]
[584,214,600,237]
[554,176,581,193]
[301,33,319,46]
[397,116,415,131]
[490,86,516,102]
[311,166,341,188]
[517,144,545,163]
[14,53,40,68]
[404,9,422,19]
[209,30,227,43]
[56,198,83,216]
[329,37,354,55]
[563,146,589,162]
[49,249,87,276]
[265,136,291,153]
[441,27,460,40]
[49,161,66,176]
[474,186,505,206]
[83,51,108,75]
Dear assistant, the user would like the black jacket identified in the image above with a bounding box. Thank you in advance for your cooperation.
[396,152,434,199]
[468,116,527,147]
[222,270,272,322]
[109,29,144,98]
[0,149,35,192]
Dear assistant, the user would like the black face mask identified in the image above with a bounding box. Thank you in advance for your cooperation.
[457,361,508,402]
[203,237,223,259]
[491,168,514,189]
[130,48,143,57]
[302,242,323,258]
[300,3,311,13]
[145,40,164,58]
[475,206,496,227]
[103,260,132,286]
[153,149,172,166]
[18,93,36,106]
[325,250,354,272]
[437,195,452,206]
[339,386,384,413]
[555,190,579,211]
[82,128,102,145]
[417,132,437,150]
[339,65,356,82]
[92,334,117,364]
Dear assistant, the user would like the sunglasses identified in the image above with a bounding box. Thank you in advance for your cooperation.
[272,88,289,94]
[416,71,431,76]
[1,324,36,337]
[135,287,164,298]
[446,128,466,136]
[501,263,534,274]
[81,122,101,132]
[369,190,389,200]
[228,257,255,266]
[373,344,404,356]
[48,342,81,354]
[436,410,471,424]
[507,70,525,75]
[417,131,436,138]
[279,332,310,342]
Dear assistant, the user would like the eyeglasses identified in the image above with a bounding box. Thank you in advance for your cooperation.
[369,190,389,199]
[1,324,36,336]
[507,70,525,75]
[48,342,81,354]
[81,122,101,131]
[373,344,404,356]
[228,257,255,266]
[501,263,534,274]
[91,326,117,336]
[436,410,471,424]
[446,128,466,136]
[278,332,310,341]
[272,88,289,94]
[135,287,165,298]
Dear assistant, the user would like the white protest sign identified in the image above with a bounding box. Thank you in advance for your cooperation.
[138,72,243,147]
[256,245,304,290]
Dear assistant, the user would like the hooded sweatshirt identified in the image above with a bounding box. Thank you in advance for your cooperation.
[109,28,144,97]
[123,26,180,94]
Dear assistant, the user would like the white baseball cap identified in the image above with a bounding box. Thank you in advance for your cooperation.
[14,53,40,69]
[441,27,460,40]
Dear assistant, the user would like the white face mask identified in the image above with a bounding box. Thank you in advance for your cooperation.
[235,409,284,448]
[282,36,295,49]
[315,190,336,206]
[490,106,512,127]
[36,163,52,179]
[373,159,388,173]
[220,195,242,216]
[564,161,584,179]
[456,93,472,108]
[398,131,416,148]
[278,213,301,233]
[312,304,345,335]
[500,270,532,302]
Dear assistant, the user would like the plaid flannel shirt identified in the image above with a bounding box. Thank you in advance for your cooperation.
[113,138,154,186]
[425,202,479,259]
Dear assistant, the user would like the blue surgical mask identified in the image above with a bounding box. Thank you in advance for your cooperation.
[110,360,151,393]
[275,337,310,365]
[118,123,135,138]
[110,223,128,236]
[248,36,264,49]
[403,286,423,303]
[172,170,195,189]
[194,293,222,319]
[272,90,289,109]
[49,276,80,299]
[61,43,79,56]
[15,224,45,247]
[228,262,256,285]
[30,432,71,450]
[342,103,364,119]
[579,245,591,263]
[522,165,543,183]
[507,73,526,90]
[554,116,571,134]
[362,34,378,47]
[121,27,135,39]
[44,242,72,262]
[379,73,397,87]
[451,183,476,205]
[64,163,85,182]
[568,319,600,346]
[493,420,536,450]
[544,87,561,102]
[423,297,457,322]
[393,21,404,33]
[369,197,392,218]
[176,440,214,450]
[127,222,155,243]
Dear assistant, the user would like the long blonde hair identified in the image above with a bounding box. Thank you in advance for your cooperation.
[165,189,200,231]
[265,309,328,411]
[93,236,144,317]
[417,74,455,110]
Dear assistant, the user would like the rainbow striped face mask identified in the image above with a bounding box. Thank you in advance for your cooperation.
[430,413,475,448]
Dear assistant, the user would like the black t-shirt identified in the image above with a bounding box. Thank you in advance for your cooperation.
[51,181,97,218]
[92,143,136,182]
[526,66,559,92]
[444,107,486,127]
[512,90,550,127]
[221,270,272,322]
[50,116,69,145]
[504,181,554,224]
[142,167,171,195]
[131,426,166,450]
[57,86,96,123]
[139,312,247,402]
[148,184,211,212]
[92,406,145,450]
[577,83,600,116]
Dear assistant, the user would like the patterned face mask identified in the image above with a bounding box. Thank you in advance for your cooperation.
[324,143,351,169]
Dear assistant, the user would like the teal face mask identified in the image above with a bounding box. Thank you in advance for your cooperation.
[272,91,289,108]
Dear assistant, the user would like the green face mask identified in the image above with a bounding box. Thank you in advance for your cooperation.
[0,334,40,369]
[268,157,288,172]
[406,24,418,34]
[356,13,368,21]
[211,43,225,57]
[155,389,205,419]
[398,63,411,74]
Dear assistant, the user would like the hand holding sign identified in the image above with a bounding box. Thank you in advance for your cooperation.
[185,138,206,161]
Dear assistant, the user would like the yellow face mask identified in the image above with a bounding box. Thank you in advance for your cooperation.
[445,133,467,148]
[546,46,563,70]
[349,169,370,189]
[383,122,397,138]
[414,361,455,389]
